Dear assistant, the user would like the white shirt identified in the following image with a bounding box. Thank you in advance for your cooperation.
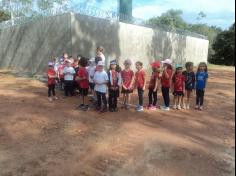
[87,66,96,83]
[63,66,75,81]
[94,70,109,93]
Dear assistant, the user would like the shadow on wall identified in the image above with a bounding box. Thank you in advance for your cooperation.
[0,14,72,74]
[147,29,187,65]
[71,14,121,66]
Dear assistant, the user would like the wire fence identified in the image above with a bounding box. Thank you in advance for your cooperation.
[0,2,208,40]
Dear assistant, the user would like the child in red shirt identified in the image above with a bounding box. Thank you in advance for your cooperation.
[161,59,173,111]
[134,61,146,112]
[121,59,134,110]
[148,61,161,110]
[76,57,89,111]
[47,62,58,102]
[172,64,185,110]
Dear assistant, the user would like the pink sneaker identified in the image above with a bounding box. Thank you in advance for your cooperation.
[149,106,157,111]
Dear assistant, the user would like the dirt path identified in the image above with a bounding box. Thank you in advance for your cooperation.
[0,68,235,176]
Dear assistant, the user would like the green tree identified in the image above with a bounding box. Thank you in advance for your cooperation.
[211,23,235,66]
[148,9,188,30]
[0,10,10,22]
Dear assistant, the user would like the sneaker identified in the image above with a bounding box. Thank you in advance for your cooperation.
[195,105,199,110]
[135,105,140,110]
[161,106,170,111]
[48,97,53,102]
[186,104,190,110]
[125,104,130,110]
[160,105,167,110]
[177,105,181,110]
[199,106,204,111]
[149,106,157,111]
[182,104,186,109]
[77,104,85,109]
[100,107,107,113]
[53,96,59,100]
[173,105,177,109]
[136,106,144,112]
[83,105,90,111]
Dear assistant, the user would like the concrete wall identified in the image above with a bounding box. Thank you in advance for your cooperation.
[0,13,209,74]
[0,14,71,74]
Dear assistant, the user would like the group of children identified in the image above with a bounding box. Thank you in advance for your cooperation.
[47,48,209,113]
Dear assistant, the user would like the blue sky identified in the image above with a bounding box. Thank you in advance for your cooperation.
[70,0,234,29]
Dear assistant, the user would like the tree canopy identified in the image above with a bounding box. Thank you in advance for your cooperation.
[0,10,10,23]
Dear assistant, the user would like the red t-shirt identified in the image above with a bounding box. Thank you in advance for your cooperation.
[149,72,160,89]
[47,68,56,85]
[173,73,185,92]
[161,68,173,88]
[58,64,65,78]
[135,70,146,89]
[121,70,134,89]
[77,67,89,89]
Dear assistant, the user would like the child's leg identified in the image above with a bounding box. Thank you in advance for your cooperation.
[64,81,68,96]
[101,93,107,109]
[162,87,170,108]
[173,96,177,108]
[196,89,200,106]
[200,90,205,106]
[109,90,113,109]
[148,89,153,106]
[114,90,119,109]
[153,91,158,106]
[69,81,74,96]
[48,85,52,97]
[138,88,144,107]
[52,84,56,97]
[96,92,102,109]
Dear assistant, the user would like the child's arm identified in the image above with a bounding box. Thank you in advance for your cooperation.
[154,77,159,92]
[143,73,147,91]
[48,74,57,79]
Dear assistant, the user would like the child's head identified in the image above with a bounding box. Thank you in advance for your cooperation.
[97,61,105,72]
[136,61,143,71]
[175,64,183,74]
[124,59,132,69]
[74,58,79,66]
[151,61,161,72]
[65,59,72,67]
[79,57,88,67]
[63,52,69,60]
[162,59,173,70]
[48,62,54,68]
[198,62,208,72]
[88,58,96,67]
[110,60,117,70]
[95,56,102,65]
[185,62,194,72]
[97,46,104,53]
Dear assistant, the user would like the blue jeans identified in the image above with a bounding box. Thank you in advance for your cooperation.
[138,88,144,106]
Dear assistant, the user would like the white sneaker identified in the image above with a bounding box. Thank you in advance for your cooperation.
[177,105,181,110]
[182,105,186,109]
[199,106,204,111]
[173,105,177,109]
[161,106,170,111]
[186,105,190,110]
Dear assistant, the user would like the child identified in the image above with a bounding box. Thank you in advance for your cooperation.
[47,62,58,102]
[134,61,147,112]
[148,61,161,110]
[195,62,208,111]
[160,59,173,111]
[76,57,89,111]
[172,64,185,110]
[108,60,122,112]
[182,62,195,109]
[93,61,109,113]
[73,58,80,93]
[97,46,105,62]
[58,58,65,90]
[121,59,134,110]
[87,58,96,95]
[63,59,76,97]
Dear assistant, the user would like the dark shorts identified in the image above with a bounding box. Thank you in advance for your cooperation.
[81,88,89,96]
[89,83,95,90]
[121,88,133,94]
[185,86,193,91]
[173,91,184,97]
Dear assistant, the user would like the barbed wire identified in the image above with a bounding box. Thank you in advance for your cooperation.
[0,2,208,40]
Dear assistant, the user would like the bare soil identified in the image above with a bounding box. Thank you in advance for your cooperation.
[0,68,235,176]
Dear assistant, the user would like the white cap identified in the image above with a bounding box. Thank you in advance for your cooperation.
[162,59,172,65]
[48,62,54,66]
[97,61,105,66]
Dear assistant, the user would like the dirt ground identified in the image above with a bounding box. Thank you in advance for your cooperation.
[0,67,235,176]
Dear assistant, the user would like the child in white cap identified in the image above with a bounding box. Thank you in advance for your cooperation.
[93,61,109,113]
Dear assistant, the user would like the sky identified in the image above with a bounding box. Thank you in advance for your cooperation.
[72,0,235,29]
